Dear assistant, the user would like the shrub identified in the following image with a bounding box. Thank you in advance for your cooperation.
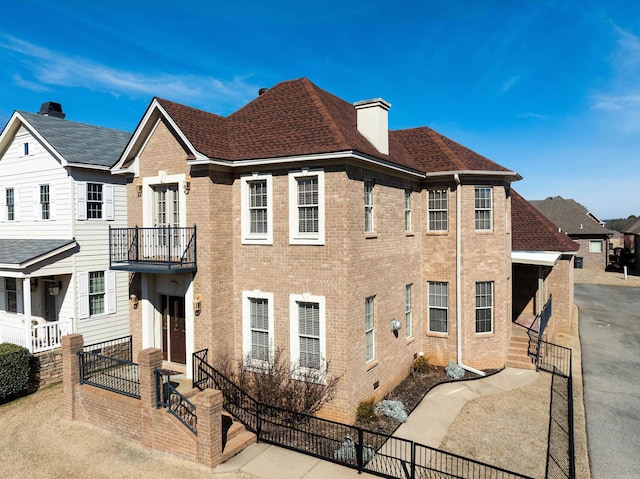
[445,361,465,380]
[333,435,376,462]
[356,398,377,424]
[412,355,430,375]
[374,399,408,423]
[0,343,30,398]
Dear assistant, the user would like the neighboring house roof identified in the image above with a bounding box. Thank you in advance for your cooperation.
[0,111,130,168]
[0,239,76,268]
[529,196,613,237]
[116,78,520,178]
[511,191,579,252]
[621,217,640,235]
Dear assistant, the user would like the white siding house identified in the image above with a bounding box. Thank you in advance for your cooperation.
[0,104,131,351]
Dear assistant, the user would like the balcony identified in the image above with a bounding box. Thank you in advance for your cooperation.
[109,226,197,273]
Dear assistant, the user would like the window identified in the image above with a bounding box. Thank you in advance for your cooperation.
[428,189,448,231]
[241,174,273,244]
[5,278,18,313]
[23,143,29,155]
[40,184,50,220]
[6,188,14,221]
[242,291,274,365]
[428,282,448,333]
[475,281,494,333]
[405,284,412,338]
[87,183,103,219]
[405,189,412,232]
[589,240,603,253]
[78,270,116,319]
[289,170,325,245]
[76,182,114,221]
[365,296,375,362]
[89,271,105,316]
[290,294,326,375]
[474,187,492,230]
[364,180,374,233]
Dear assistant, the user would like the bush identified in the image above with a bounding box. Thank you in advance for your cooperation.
[356,398,377,424]
[0,343,30,398]
[412,355,430,375]
[374,399,408,423]
[445,361,465,380]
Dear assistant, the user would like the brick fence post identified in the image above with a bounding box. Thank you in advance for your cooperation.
[137,348,164,448]
[62,333,84,420]
[192,388,224,468]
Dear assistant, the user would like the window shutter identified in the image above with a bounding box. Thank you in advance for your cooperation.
[0,187,5,222]
[76,182,87,221]
[33,187,39,221]
[78,272,89,319]
[104,184,114,221]
[106,270,116,314]
[16,280,23,314]
[0,279,5,311]
[49,184,56,220]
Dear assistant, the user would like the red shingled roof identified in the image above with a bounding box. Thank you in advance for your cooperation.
[154,78,515,175]
[512,190,579,252]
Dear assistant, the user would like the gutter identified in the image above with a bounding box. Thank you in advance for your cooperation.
[454,173,486,377]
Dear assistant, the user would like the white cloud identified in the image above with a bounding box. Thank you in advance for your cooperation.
[0,34,257,107]
[499,75,520,94]
[517,112,546,119]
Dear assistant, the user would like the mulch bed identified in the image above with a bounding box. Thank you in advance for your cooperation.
[358,366,497,436]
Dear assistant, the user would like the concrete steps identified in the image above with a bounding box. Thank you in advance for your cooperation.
[506,326,537,370]
[221,413,256,462]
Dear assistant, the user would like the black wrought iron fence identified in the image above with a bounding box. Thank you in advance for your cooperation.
[78,350,140,399]
[155,369,197,434]
[193,349,533,479]
[84,335,133,362]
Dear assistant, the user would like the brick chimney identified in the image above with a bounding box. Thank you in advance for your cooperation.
[354,98,391,155]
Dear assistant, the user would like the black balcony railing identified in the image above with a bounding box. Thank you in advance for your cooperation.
[109,225,196,273]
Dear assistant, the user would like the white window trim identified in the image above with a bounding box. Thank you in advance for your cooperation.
[404,189,412,232]
[242,290,275,368]
[34,184,54,221]
[142,172,188,228]
[78,270,116,320]
[365,296,375,363]
[474,187,493,231]
[0,277,23,315]
[475,281,494,334]
[288,169,325,245]
[428,281,449,334]
[76,182,115,221]
[428,189,449,232]
[405,284,412,338]
[241,173,273,245]
[364,179,374,233]
[289,293,326,379]
[588,240,603,253]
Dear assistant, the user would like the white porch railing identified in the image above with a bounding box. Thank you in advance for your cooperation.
[0,318,73,353]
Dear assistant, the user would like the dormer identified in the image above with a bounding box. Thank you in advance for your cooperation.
[354,98,391,155]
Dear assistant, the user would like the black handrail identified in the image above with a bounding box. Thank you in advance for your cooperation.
[155,368,197,435]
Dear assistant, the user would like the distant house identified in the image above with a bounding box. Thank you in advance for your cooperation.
[621,217,640,270]
[0,103,131,355]
[530,196,613,270]
[511,191,579,337]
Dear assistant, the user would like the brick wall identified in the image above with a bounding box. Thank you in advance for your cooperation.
[574,238,608,270]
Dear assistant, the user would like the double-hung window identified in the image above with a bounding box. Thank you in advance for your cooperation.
[364,180,374,233]
[241,174,273,244]
[289,170,324,245]
[428,189,448,231]
[78,270,116,319]
[40,184,50,220]
[290,294,326,377]
[6,188,15,221]
[365,296,375,362]
[474,187,492,230]
[76,182,114,221]
[5,278,18,313]
[242,291,274,366]
[405,189,412,232]
[405,284,413,338]
[428,282,449,333]
[475,281,493,333]
[89,271,105,316]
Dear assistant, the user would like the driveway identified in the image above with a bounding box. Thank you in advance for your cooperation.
[575,284,640,478]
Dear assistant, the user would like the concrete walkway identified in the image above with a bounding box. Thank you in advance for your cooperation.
[214,367,538,478]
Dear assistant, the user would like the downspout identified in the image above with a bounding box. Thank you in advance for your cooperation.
[454,173,486,377]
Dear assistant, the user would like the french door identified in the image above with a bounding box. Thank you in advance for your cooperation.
[161,295,186,364]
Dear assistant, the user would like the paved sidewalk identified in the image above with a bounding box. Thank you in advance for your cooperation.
[214,367,539,478]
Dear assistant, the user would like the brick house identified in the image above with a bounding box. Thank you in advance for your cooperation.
[111,78,525,422]
[0,103,131,357]
[530,196,613,270]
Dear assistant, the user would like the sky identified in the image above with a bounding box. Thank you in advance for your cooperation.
[1,0,639,219]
